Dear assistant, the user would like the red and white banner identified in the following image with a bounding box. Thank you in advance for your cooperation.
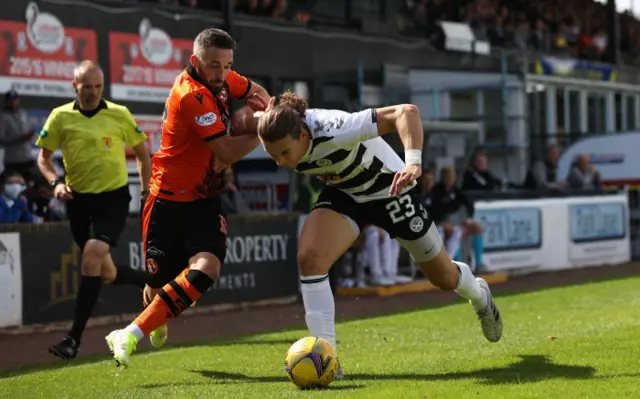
[109,19,192,103]
[126,114,162,174]
[0,2,98,97]
[129,114,162,156]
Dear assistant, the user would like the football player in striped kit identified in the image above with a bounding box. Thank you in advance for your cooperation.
[256,92,503,377]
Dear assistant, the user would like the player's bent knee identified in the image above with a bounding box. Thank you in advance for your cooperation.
[470,221,483,234]
[81,239,110,275]
[297,248,331,277]
[189,252,221,281]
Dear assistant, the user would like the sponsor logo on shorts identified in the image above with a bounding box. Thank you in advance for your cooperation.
[195,112,217,126]
[409,216,424,233]
[146,258,159,274]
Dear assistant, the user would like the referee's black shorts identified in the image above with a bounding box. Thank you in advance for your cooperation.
[66,185,131,251]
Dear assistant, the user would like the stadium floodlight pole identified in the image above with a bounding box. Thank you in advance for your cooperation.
[223,0,234,36]
[605,0,620,64]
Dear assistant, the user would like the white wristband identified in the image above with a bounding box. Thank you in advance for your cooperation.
[404,149,422,166]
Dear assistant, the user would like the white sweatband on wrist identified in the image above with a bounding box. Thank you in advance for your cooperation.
[404,149,422,166]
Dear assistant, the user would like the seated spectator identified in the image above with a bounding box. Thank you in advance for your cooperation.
[0,170,33,223]
[566,153,603,190]
[461,149,502,191]
[220,167,251,214]
[418,167,435,199]
[356,225,410,287]
[523,144,562,190]
[25,177,65,223]
[429,167,485,271]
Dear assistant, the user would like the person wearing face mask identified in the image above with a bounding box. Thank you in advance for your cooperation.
[0,170,33,223]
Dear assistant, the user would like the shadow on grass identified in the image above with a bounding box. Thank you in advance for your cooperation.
[0,353,112,380]
[185,355,598,386]
[3,269,638,379]
[139,376,364,391]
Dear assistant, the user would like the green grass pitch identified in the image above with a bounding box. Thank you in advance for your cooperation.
[2,276,639,398]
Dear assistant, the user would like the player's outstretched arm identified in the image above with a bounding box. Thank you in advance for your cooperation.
[205,134,260,165]
[182,92,261,165]
[374,104,424,197]
[330,105,423,151]
[374,104,423,152]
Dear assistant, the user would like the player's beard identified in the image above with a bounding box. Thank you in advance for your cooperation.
[207,80,224,94]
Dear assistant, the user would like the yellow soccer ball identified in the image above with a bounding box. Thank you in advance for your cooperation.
[284,336,339,389]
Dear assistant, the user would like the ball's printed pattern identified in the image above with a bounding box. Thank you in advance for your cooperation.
[284,336,339,389]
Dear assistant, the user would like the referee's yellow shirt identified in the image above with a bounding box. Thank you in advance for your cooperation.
[36,99,147,194]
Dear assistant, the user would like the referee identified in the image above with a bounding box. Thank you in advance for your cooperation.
[36,60,152,360]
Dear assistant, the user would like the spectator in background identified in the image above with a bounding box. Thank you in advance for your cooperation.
[523,144,562,190]
[461,149,502,191]
[0,170,33,223]
[566,153,603,190]
[357,225,410,287]
[25,176,65,223]
[430,167,485,271]
[418,167,435,199]
[0,90,37,183]
[220,166,251,214]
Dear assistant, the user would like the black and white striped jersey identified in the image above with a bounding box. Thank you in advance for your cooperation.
[295,108,415,202]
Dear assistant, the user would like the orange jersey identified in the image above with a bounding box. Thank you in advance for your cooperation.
[150,66,251,201]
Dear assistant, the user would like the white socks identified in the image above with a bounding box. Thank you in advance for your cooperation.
[445,226,463,259]
[300,275,336,349]
[453,261,487,311]
[125,323,144,342]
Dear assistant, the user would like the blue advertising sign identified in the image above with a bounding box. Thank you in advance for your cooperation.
[476,208,542,252]
[569,203,626,243]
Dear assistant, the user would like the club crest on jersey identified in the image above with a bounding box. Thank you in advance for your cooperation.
[102,137,112,150]
[410,216,424,233]
[146,258,159,275]
[316,159,332,167]
[195,112,217,126]
[218,89,227,102]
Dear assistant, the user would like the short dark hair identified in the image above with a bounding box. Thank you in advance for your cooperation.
[440,166,455,180]
[257,91,309,143]
[0,170,23,185]
[194,28,236,54]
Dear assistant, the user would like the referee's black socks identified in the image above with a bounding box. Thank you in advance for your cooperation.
[68,275,102,346]
[113,264,147,289]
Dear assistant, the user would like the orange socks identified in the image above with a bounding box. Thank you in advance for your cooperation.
[133,269,210,336]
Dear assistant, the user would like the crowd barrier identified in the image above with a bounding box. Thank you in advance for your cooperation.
[0,193,631,329]
[0,213,300,328]
[475,192,630,273]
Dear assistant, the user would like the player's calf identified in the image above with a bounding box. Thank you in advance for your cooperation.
[399,223,502,342]
[108,254,219,367]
